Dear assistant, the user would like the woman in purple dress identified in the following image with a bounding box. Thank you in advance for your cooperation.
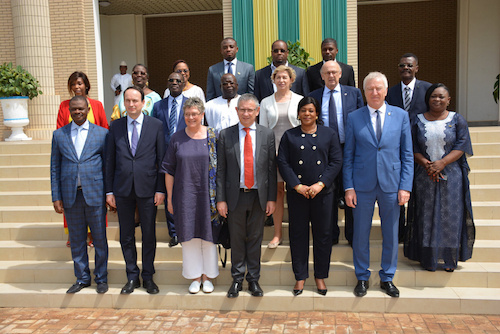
[162,97,219,293]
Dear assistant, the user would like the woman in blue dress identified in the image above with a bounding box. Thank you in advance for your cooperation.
[404,83,475,272]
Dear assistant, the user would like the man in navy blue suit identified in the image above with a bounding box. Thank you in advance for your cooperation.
[106,87,165,295]
[254,40,309,101]
[344,72,413,298]
[309,60,364,245]
[51,96,109,294]
[152,72,188,247]
[386,53,431,242]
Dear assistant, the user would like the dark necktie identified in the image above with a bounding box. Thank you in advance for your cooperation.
[228,62,233,75]
[376,110,382,142]
[329,90,338,131]
[131,120,138,156]
[169,98,177,137]
[404,86,411,111]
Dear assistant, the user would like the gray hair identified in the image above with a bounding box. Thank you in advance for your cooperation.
[363,72,388,91]
[183,97,205,114]
[237,93,260,109]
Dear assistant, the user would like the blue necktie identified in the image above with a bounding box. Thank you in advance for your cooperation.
[131,120,138,156]
[376,110,382,142]
[228,62,233,75]
[329,90,338,131]
[169,98,178,137]
[74,127,84,159]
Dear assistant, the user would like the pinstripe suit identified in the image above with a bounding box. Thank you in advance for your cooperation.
[50,122,108,284]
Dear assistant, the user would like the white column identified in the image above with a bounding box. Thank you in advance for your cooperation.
[10,0,60,140]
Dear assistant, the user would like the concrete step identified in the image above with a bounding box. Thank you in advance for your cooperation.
[0,141,51,154]
[0,178,50,191]
[0,259,498,289]
[468,155,500,169]
[469,126,500,143]
[0,283,498,314]
[0,153,50,166]
[0,239,498,263]
[0,165,50,178]
[469,169,500,184]
[471,143,500,156]
[3,201,499,223]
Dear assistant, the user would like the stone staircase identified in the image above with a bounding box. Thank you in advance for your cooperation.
[0,127,499,314]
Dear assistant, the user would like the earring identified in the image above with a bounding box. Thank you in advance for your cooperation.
[316,116,318,119]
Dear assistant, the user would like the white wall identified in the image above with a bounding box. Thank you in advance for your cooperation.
[99,14,145,119]
[458,0,500,123]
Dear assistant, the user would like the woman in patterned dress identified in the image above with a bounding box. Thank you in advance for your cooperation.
[404,83,475,272]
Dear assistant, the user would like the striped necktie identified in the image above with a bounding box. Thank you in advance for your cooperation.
[404,86,411,111]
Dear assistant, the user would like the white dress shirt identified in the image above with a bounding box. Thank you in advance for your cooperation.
[127,113,144,146]
[368,103,387,136]
[401,77,416,101]
[224,58,238,74]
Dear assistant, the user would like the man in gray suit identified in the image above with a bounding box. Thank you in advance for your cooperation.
[217,94,277,298]
[254,39,310,101]
[206,38,255,101]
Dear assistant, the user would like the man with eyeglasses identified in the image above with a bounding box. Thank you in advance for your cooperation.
[254,40,309,101]
[206,38,255,101]
[152,72,188,248]
[386,53,431,243]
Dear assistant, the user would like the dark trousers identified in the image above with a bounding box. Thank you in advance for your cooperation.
[227,190,266,283]
[332,167,354,243]
[116,189,157,281]
[287,190,333,281]
[65,189,108,284]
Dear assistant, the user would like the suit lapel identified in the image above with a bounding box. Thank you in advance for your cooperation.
[255,125,262,167]
[231,125,241,169]
[362,107,378,144]
[64,124,78,160]
[79,123,93,159]
[409,80,420,110]
[340,85,348,125]
[380,104,393,143]
[136,116,148,153]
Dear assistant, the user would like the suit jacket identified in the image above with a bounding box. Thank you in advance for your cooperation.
[216,123,277,211]
[105,115,166,198]
[277,125,342,194]
[151,95,188,146]
[307,61,356,91]
[386,79,432,124]
[254,64,310,101]
[309,85,364,130]
[343,103,413,193]
[51,122,108,208]
[206,60,255,101]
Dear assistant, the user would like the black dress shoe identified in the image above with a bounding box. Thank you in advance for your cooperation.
[248,281,264,297]
[143,279,159,294]
[66,282,91,294]
[121,279,141,294]
[168,235,179,247]
[354,280,369,297]
[96,282,108,294]
[380,281,399,297]
[332,239,339,245]
[264,215,274,226]
[227,281,242,298]
[338,198,346,209]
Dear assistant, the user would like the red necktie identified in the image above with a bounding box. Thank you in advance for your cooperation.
[244,127,254,189]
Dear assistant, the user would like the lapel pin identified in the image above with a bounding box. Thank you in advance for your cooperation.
[238,72,241,75]
[388,112,391,116]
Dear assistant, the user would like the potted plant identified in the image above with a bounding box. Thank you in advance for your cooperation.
[0,62,43,141]
[267,40,314,69]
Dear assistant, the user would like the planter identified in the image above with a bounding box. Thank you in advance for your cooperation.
[0,96,32,141]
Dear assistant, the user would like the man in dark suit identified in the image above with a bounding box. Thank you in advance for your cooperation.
[51,95,109,294]
[307,38,356,91]
[344,72,413,298]
[152,72,188,247]
[386,53,432,124]
[254,39,309,101]
[216,93,277,298]
[106,87,166,295]
[309,60,364,245]
[386,53,431,242]
[206,38,255,101]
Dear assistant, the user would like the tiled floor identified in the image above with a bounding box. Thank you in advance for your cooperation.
[0,308,499,333]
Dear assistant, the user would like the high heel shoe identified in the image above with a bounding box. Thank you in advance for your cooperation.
[293,280,305,296]
[315,278,327,296]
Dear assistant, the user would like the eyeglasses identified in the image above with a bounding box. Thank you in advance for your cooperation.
[398,63,414,68]
[168,78,183,83]
[176,69,189,73]
[184,112,202,118]
[272,49,287,53]
[238,108,257,113]
[132,71,147,75]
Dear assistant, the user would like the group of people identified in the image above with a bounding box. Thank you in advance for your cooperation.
[50,36,475,300]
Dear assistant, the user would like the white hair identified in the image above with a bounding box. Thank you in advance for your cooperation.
[363,72,388,91]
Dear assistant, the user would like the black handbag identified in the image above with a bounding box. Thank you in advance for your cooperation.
[213,216,230,267]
